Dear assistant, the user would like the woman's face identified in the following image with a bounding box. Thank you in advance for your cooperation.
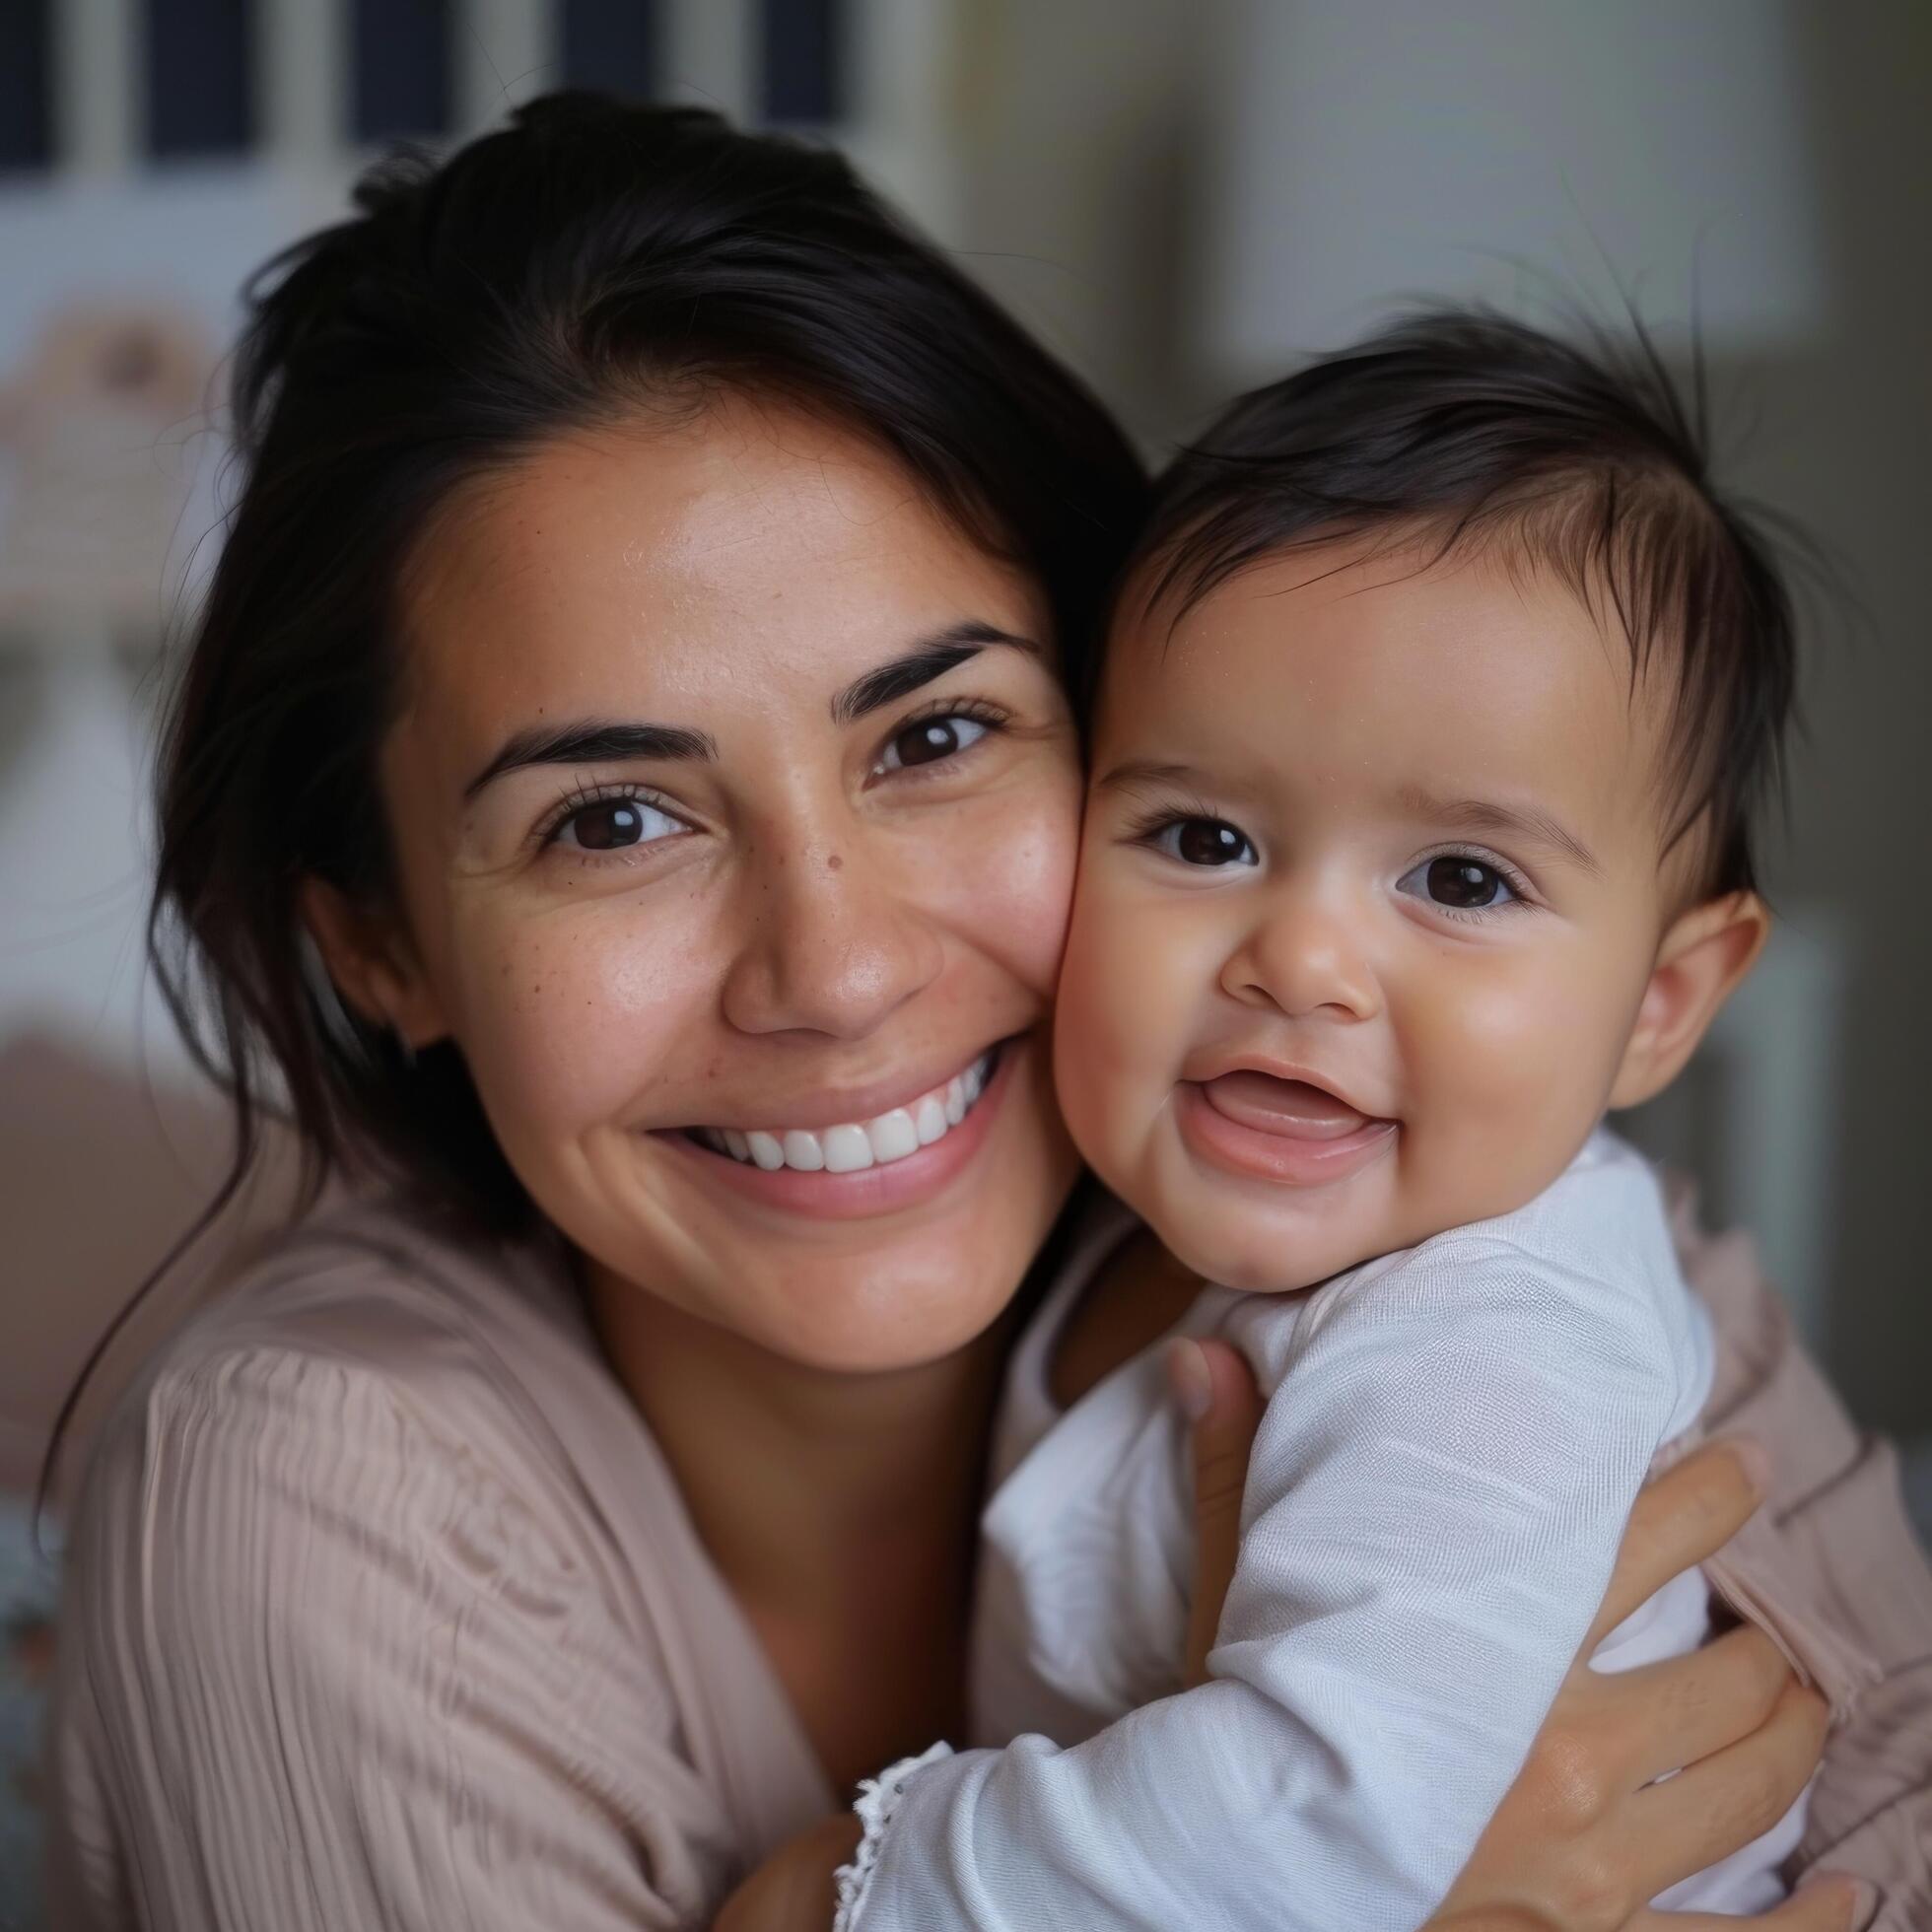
[350,396,1084,1371]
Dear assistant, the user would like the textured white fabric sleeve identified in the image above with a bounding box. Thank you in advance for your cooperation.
[47,1338,731,1931]
[839,1236,1682,1932]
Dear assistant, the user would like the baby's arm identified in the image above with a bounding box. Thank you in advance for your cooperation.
[835,1239,1683,1932]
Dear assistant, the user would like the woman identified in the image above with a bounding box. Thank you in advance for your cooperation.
[47,96,1925,1930]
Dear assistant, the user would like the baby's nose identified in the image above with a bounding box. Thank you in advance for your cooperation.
[1220,905,1382,1023]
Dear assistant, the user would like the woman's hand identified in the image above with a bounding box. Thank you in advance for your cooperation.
[712,1813,862,1932]
[1172,1338,1871,1932]
[1168,1336,1268,1689]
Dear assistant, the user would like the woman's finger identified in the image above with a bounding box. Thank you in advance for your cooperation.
[1620,1682,1828,1900]
[1600,1624,1792,1787]
[1627,1870,1869,1932]
[1587,1439,1768,1649]
[1173,1338,1265,1689]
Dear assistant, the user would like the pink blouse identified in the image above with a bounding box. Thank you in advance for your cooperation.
[46,1187,1932,1927]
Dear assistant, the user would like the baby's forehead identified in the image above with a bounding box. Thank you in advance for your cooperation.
[1107,529,1660,702]
[1097,534,1685,838]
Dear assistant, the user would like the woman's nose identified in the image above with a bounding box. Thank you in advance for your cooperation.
[1218,894,1383,1024]
[721,834,945,1041]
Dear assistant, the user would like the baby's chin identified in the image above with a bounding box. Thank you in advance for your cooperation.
[1142,1196,1374,1297]
[1083,1143,1355,1295]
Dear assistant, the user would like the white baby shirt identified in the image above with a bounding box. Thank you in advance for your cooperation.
[836,1131,1806,1931]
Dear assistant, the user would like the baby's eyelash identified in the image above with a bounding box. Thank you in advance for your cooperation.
[1431,845,1537,901]
[1412,844,1542,925]
[1119,792,1229,844]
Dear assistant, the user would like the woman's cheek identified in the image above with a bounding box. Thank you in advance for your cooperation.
[450,897,714,1140]
[927,768,1083,998]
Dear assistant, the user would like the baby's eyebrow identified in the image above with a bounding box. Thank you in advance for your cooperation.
[1094,757,1208,795]
[1397,787,1603,877]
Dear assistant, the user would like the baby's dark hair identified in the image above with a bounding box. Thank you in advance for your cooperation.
[1129,309,1800,898]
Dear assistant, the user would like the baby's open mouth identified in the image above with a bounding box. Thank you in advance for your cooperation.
[685,1047,999,1175]
[1199,1070,1386,1140]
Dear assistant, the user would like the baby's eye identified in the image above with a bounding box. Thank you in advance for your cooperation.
[873,714,991,775]
[552,794,685,853]
[1150,817,1258,867]
[1397,855,1518,912]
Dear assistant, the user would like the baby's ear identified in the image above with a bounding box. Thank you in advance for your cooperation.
[1609,891,1768,1110]
[297,875,450,1053]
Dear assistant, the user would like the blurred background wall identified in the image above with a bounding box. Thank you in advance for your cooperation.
[0,0,1926,1502]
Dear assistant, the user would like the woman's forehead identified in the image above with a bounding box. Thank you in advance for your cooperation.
[389,401,1048,775]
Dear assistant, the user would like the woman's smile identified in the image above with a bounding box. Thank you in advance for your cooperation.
[681,1040,1000,1168]
[661,1036,1021,1221]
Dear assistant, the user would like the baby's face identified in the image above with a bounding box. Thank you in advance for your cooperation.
[1056,532,1688,1292]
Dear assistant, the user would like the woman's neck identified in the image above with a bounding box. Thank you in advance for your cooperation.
[581,1260,1017,1787]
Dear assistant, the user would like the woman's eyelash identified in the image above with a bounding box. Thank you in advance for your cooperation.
[533,698,1014,849]
[534,781,676,850]
[869,696,1016,779]
[890,695,1013,738]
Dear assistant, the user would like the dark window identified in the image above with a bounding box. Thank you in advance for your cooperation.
[562,0,657,101]
[0,0,51,172]
[145,0,253,159]
[760,0,844,123]
[352,0,452,142]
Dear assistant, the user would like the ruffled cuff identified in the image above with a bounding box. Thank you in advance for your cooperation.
[831,1741,954,1931]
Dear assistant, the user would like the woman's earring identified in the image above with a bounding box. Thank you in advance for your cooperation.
[393,1026,417,1070]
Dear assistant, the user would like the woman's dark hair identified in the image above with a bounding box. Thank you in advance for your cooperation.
[165,92,1142,1226]
[43,94,1145,1515]
[1131,308,1803,899]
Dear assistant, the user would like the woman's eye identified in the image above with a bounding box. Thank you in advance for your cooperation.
[874,714,991,775]
[1398,855,1518,911]
[1151,817,1258,867]
[552,795,684,853]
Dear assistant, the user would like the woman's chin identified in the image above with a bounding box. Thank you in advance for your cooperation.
[696,1169,1072,1374]
[550,1034,1079,1377]
[752,1273,1022,1375]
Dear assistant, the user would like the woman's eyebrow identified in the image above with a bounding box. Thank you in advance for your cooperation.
[462,721,717,801]
[831,620,1041,724]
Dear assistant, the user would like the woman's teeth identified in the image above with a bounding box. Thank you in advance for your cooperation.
[694,1052,994,1174]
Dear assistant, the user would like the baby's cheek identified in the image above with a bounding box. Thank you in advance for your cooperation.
[1411,954,1625,1205]
[1056,880,1198,1168]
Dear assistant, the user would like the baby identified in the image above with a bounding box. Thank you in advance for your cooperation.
[834,311,1810,1930]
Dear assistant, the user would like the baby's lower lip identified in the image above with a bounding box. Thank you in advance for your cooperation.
[1198,1070,1373,1139]
[1175,1079,1397,1188]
